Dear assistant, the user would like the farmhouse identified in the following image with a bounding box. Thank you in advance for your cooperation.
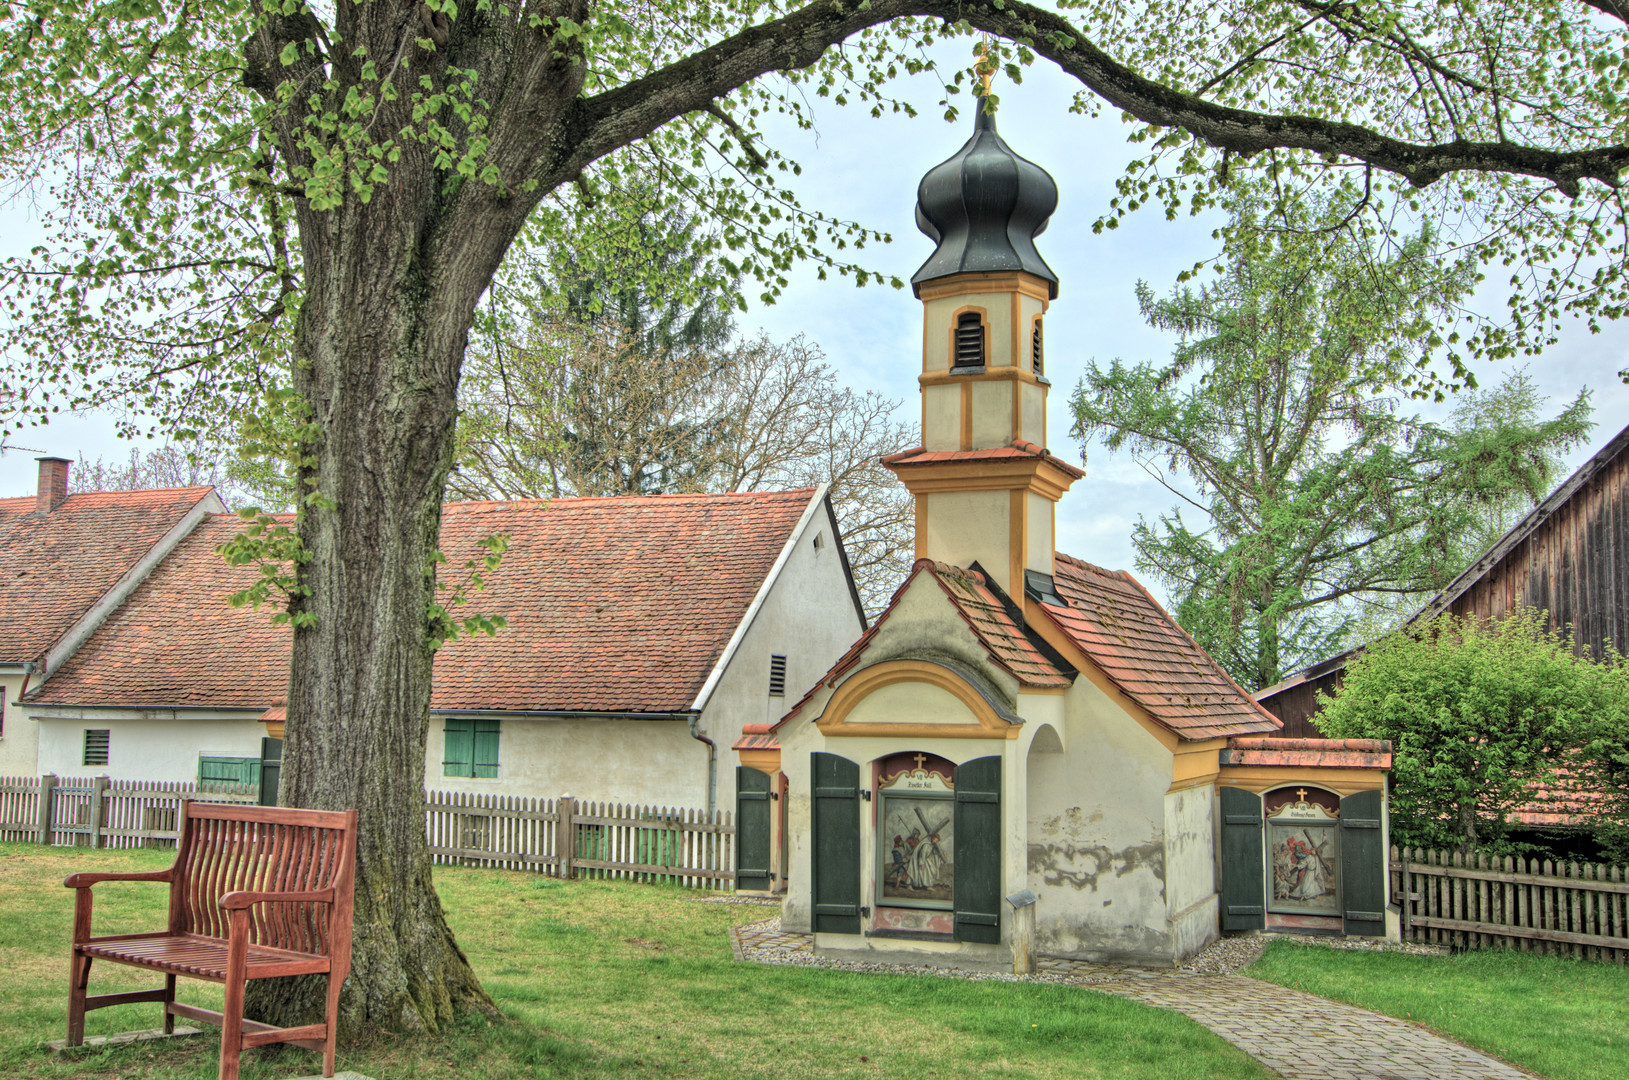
[732,103,1395,968]
[18,487,864,813]
[0,458,224,778]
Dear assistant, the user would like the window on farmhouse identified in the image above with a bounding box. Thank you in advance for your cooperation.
[83,729,109,767]
[443,718,500,778]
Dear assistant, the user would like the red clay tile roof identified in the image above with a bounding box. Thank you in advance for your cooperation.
[772,559,1071,729]
[1219,737,1392,769]
[0,487,215,665]
[30,490,818,713]
[926,563,1072,689]
[881,440,1087,478]
[1041,553,1282,740]
[732,730,781,752]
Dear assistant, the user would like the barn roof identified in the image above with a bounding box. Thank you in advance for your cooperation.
[29,489,829,714]
[0,486,219,666]
[1039,554,1282,740]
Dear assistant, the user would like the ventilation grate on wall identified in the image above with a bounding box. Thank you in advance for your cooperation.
[954,312,985,368]
[83,729,109,767]
[769,654,788,697]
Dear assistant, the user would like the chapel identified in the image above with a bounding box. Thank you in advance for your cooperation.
[732,100,1398,968]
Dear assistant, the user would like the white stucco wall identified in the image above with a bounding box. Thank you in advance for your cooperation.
[426,715,704,805]
[0,672,37,777]
[1163,785,1220,959]
[1024,673,1183,965]
[695,500,865,815]
[33,710,264,782]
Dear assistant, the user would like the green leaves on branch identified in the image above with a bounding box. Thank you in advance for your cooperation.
[1070,194,1594,691]
[428,533,511,649]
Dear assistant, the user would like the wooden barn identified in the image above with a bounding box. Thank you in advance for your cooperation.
[1257,420,1629,737]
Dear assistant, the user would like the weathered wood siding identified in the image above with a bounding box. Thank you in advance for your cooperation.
[1438,436,1629,661]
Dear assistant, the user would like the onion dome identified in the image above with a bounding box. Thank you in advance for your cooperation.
[911,98,1060,298]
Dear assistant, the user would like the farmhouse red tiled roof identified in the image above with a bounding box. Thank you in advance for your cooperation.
[0,486,215,665]
[774,559,1071,727]
[1040,553,1281,740]
[30,490,818,713]
[1219,737,1392,769]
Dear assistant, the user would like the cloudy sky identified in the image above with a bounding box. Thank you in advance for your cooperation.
[2,46,1624,596]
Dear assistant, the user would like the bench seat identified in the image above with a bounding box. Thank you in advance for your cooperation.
[79,932,331,982]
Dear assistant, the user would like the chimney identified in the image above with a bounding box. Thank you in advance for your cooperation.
[36,457,70,513]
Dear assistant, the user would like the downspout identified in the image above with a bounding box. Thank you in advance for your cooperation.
[688,715,717,814]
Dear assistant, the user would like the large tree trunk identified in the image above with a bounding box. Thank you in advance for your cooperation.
[243,155,530,1032]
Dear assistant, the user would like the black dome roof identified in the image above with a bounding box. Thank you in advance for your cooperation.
[911,100,1059,298]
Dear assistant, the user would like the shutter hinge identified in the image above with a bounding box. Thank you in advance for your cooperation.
[770,791,778,801]
[859,906,870,918]
[860,789,872,802]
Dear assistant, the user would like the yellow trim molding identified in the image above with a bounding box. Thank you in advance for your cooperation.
[737,748,782,774]
[919,366,1049,389]
[889,455,1079,502]
[817,658,1020,740]
[918,271,1053,303]
[1217,767,1387,795]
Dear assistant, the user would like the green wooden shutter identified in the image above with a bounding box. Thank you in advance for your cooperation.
[953,755,1002,944]
[1340,789,1387,936]
[1219,786,1265,931]
[472,718,501,778]
[258,738,282,808]
[811,752,861,934]
[443,719,473,777]
[736,766,774,891]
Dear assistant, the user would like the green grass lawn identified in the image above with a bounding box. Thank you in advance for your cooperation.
[1245,940,1629,1080]
[0,842,1269,1080]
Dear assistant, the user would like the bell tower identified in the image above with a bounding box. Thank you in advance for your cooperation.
[884,100,1083,599]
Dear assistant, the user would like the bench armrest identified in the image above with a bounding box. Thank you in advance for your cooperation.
[64,869,174,889]
[220,887,335,910]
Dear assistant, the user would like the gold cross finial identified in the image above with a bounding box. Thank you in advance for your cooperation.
[913,753,928,770]
[976,34,996,97]
[1296,788,1308,801]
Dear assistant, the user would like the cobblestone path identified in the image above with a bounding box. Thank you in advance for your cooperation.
[730,917,1533,1080]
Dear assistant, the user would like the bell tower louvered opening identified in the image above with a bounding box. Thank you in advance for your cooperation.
[953,312,985,369]
[1031,319,1043,377]
[769,654,788,697]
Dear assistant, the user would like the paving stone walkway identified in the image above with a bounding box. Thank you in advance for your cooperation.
[730,917,1533,1080]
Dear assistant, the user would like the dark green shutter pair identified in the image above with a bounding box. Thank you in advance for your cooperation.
[809,752,1002,943]
[443,718,500,778]
[1218,787,1386,936]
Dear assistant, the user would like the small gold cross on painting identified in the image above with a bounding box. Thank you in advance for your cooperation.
[913,753,928,770]
[1296,789,1308,801]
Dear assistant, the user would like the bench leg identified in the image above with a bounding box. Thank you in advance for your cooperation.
[220,910,249,1080]
[322,969,342,1076]
[65,951,91,1046]
[162,974,177,1034]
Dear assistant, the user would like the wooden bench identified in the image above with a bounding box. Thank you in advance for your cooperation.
[64,801,357,1080]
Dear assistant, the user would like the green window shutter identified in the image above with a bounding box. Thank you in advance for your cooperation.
[258,737,282,808]
[443,719,473,778]
[1340,789,1387,936]
[472,718,501,778]
[736,766,774,891]
[1219,786,1265,931]
[953,755,1002,944]
[198,756,260,794]
[811,752,861,934]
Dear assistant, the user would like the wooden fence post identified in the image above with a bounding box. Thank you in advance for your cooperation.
[36,774,56,845]
[1400,847,1411,939]
[88,776,108,849]
[558,796,576,880]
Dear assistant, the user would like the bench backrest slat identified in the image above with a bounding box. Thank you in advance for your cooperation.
[170,801,357,954]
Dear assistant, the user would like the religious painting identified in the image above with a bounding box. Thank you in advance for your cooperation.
[876,753,955,909]
[1266,789,1340,916]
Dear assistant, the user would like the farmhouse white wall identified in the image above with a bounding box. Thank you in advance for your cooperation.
[33,711,263,783]
[426,715,704,806]
[696,507,865,814]
[0,672,38,776]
